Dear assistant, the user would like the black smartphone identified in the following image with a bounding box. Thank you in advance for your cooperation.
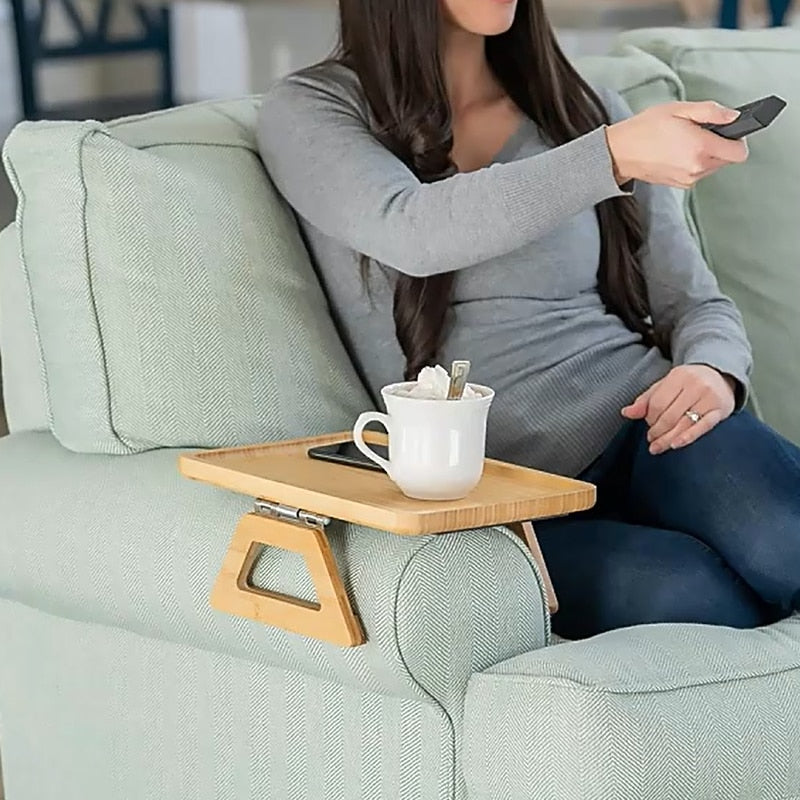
[308,440,388,472]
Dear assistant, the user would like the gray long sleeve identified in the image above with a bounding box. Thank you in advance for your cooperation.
[257,63,628,278]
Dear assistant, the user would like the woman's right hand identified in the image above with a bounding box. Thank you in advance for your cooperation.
[605,101,749,189]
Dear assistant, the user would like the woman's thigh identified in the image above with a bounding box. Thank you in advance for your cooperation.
[535,517,769,640]
[625,413,800,613]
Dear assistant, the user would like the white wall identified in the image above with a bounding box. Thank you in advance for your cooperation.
[174,3,617,100]
[238,2,339,92]
[174,1,341,99]
[173,2,251,101]
[173,2,613,100]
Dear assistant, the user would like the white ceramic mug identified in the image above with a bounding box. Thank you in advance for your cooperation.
[353,382,495,501]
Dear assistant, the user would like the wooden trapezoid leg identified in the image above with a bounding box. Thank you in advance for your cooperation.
[509,521,559,615]
[210,512,365,647]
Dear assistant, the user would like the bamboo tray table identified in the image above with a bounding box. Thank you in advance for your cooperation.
[179,432,596,647]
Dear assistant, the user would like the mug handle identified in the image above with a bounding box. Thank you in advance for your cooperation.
[353,412,392,474]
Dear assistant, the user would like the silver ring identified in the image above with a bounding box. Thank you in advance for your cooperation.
[685,410,702,424]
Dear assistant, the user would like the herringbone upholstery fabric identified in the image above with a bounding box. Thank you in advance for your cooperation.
[0,599,453,800]
[3,33,800,800]
[0,223,47,433]
[0,431,549,798]
[464,618,800,800]
[1,100,371,454]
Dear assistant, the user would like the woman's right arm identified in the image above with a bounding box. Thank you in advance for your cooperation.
[257,71,747,279]
[257,72,626,278]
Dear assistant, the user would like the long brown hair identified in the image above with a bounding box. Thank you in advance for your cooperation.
[337,0,652,380]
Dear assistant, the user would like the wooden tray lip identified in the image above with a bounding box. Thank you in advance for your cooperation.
[179,432,596,535]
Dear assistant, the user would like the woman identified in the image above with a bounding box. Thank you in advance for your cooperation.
[258,0,800,639]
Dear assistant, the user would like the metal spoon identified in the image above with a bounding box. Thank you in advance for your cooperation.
[446,360,471,400]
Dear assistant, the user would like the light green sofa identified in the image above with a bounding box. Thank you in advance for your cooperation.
[1,27,799,800]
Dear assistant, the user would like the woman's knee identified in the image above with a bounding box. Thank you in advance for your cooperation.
[542,522,768,639]
[628,412,800,589]
[636,543,767,629]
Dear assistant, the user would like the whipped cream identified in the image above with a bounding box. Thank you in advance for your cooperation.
[394,365,480,400]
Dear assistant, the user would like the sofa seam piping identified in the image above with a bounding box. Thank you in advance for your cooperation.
[393,535,458,800]
[393,527,553,799]
[476,655,800,697]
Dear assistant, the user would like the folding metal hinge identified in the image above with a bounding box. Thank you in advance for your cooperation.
[254,499,330,529]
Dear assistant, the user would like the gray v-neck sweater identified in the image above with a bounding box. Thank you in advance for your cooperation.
[257,62,752,477]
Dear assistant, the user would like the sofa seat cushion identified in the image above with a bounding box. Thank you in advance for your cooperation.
[619,28,800,445]
[463,618,800,800]
[1,99,371,454]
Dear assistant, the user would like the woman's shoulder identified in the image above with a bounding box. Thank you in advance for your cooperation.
[261,60,369,122]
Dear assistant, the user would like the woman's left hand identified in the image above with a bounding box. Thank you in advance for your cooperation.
[622,365,737,455]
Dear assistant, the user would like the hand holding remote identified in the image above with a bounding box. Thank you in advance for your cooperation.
[605,101,749,189]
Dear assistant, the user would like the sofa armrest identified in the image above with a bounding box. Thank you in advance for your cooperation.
[0,430,549,718]
[464,618,800,800]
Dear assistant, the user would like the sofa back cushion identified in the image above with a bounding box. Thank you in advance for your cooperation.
[619,27,800,445]
[577,44,683,109]
[0,224,49,433]
[2,100,371,454]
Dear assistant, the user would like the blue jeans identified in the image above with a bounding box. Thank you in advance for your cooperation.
[536,412,800,640]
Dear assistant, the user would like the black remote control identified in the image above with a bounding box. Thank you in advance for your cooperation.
[703,95,787,140]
